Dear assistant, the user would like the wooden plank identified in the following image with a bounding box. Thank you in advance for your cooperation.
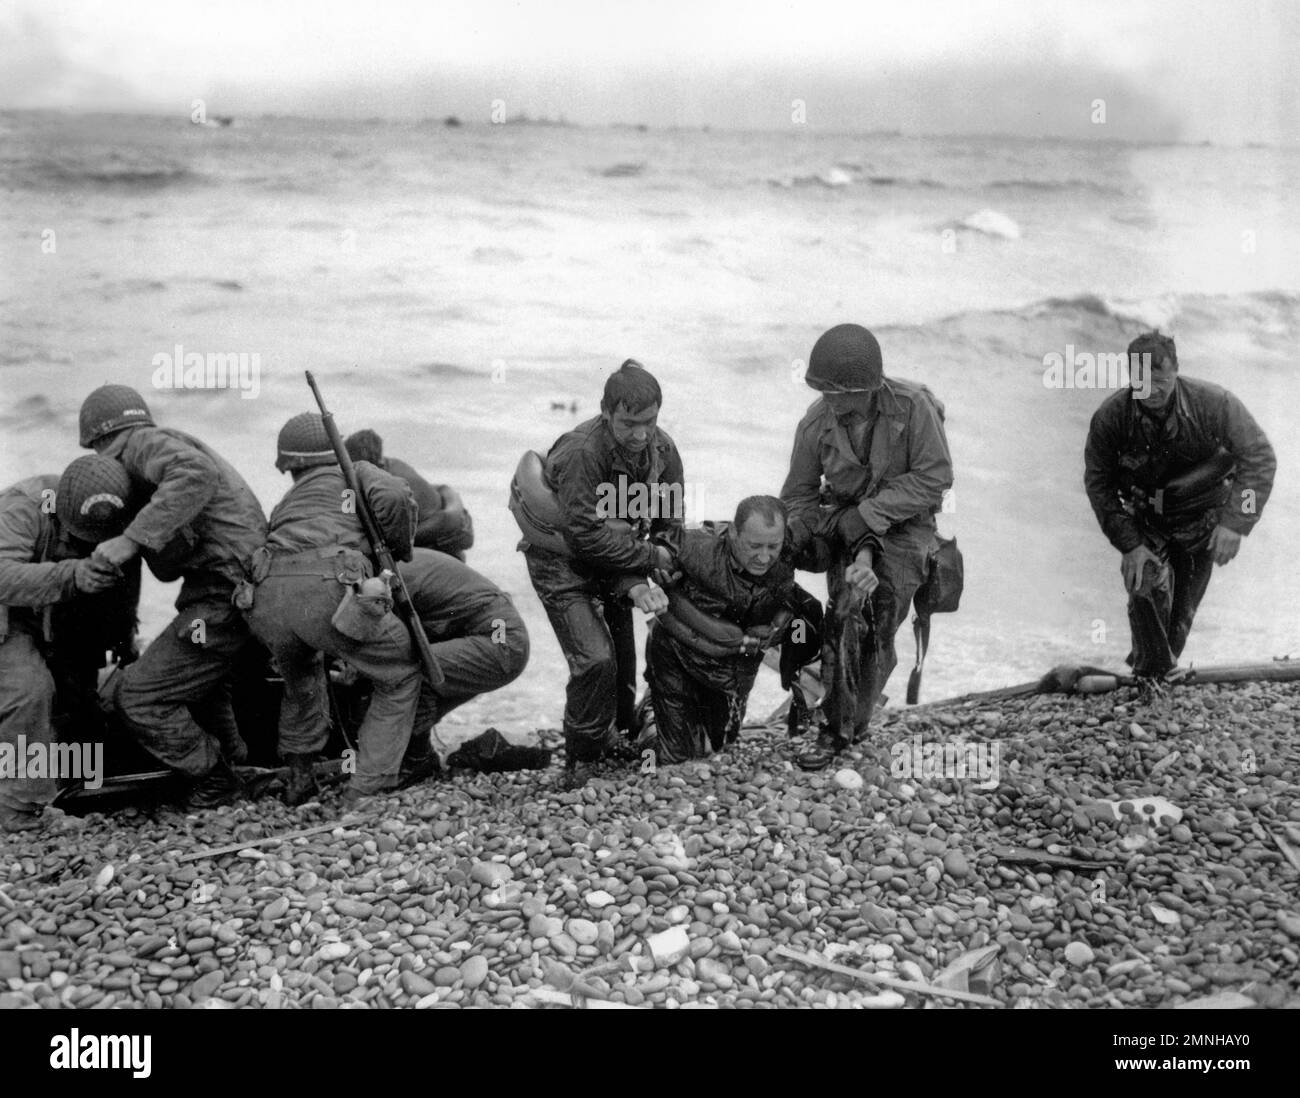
[773,946,1002,1006]
[177,821,344,863]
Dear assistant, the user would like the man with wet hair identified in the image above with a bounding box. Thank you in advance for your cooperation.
[637,495,821,763]
[518,360,685,781]
[1084,330,1275,678]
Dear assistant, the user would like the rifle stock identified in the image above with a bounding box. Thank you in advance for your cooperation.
[305,371,444,686]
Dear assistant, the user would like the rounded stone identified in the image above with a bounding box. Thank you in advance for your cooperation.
[460,956,489,989]
[942,851,969,879]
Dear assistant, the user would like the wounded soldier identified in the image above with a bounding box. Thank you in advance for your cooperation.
[636,496,821,764]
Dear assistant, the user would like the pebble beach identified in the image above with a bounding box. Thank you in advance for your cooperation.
[3,678,1297,1010]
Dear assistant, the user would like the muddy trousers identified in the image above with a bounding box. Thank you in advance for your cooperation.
[245,555,421,794]
[102,594,248,779]
[644,625,754,764]
[823,530,930,742]
[0,631,56,812]
[524,547,636,751]
[1126,539,1215,678]
[411,600,531,754]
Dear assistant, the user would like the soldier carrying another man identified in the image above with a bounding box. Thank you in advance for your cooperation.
[781,324,954,771]
[511,360,684,781]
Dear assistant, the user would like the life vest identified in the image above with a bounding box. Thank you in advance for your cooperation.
[657,588,792,659]
[508,450,632,555]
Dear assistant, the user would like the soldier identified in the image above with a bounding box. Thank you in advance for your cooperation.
[0,456,137,832]
[344,429,475,560]
[245,413,424,807]
[781,325,954,771]
[397,547,548,774]
[1084,331,1276,678]
[81,385,268,809]
[636,497,822,764]
[512,361,684,780]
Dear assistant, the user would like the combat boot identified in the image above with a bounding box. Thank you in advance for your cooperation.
[796,728,847,772]
[184,756,244,810]
[283,753,320,806]
[397,750,440,789]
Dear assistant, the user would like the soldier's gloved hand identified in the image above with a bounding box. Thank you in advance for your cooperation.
[1207,525,1242,566]
[1120,544,1166,594]
[629,583,669,617]
[93,534,140,568]
[74,557,122,594]
[845,548,878,597]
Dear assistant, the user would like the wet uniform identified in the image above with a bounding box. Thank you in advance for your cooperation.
[522,416,685,755]
[1084,376,1275,675]
[643,524,816,763]
[781,379,953,741]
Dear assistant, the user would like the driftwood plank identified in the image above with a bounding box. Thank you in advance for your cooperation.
[177,821,344,863]
[774,946,1001,1006]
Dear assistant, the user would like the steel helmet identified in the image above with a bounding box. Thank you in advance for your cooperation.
[79,384,154,448]
[276,412,336,472]
[806,324,884,391]
[56,455,135,543]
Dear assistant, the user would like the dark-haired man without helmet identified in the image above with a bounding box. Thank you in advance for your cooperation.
[520,361,685,780]
[79,384,268,809]
[344,430,475,560]
[0,456,139,832]
[1084,331,1275,678]
[781,325,953,771]
[637,496,822,764]
[245,413,425,807]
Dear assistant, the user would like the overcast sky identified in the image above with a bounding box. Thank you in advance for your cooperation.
[2,0,1296,143]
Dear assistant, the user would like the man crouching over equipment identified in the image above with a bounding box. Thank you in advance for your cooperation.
[635,496,821,764]
[1084,330,1276,679]
[511,361,684,781]
[245,410,425,807]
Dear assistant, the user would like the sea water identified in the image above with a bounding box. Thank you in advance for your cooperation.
[2,112,1296,731]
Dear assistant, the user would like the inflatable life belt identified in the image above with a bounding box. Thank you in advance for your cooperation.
[508,450,632,556]
[658,590,793,659]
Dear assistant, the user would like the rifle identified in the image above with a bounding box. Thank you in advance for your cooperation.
[305,371,444,686]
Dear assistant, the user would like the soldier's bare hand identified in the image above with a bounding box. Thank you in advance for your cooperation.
[630,583,669,617]
[93,534,139,567]
[1120,544,1166,593]
[75,557,122,593]
[845,548,878,597]
[1207,524,1241,566]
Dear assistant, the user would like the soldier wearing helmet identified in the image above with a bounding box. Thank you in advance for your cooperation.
[78,384,268,810]
[1084,331,1276,678]
[781,324,954,770]
[246,412,426,807]
[0,456,139,832]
